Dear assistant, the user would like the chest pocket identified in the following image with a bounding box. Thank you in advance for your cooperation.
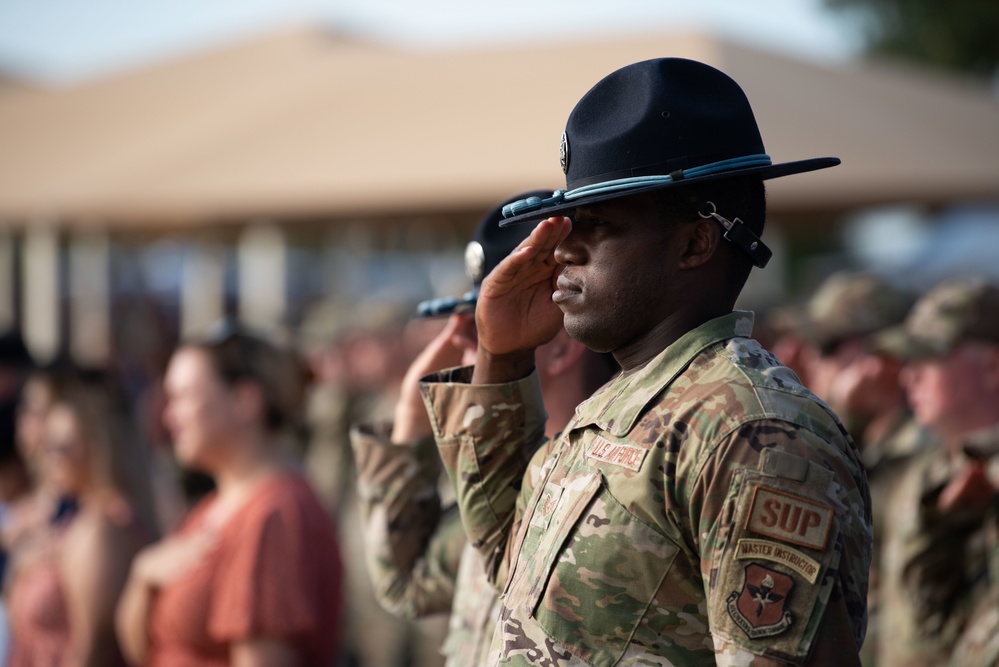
[525,473,680,667]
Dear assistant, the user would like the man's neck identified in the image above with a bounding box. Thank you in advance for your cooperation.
[613,308,730,372]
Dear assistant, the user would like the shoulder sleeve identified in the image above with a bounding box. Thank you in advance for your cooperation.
[689,419,872,666]
[350,420,463,618]
[207,481,339,643]
[419,365,547,589]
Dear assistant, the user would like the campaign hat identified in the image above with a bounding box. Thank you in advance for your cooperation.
[415,190,550,318]
[499,58,839,265]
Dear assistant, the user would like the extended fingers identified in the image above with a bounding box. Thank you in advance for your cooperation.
[491,217,571,284]
[522,216,571,262]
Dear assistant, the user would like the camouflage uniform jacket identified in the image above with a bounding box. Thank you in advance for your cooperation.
[947,424,999,667]
[350,422,506,666]
[859,413,933,667]
[420,312,873,666]
[877,438,994,667]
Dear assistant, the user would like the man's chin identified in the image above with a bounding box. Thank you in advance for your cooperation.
[563,316,617,354]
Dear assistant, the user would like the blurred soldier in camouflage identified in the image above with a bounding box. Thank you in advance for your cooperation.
[798,270,932,666]
[802,271,929,480]
[350,195,617,665]
[300,299,432,667]
[873,276,999,667]
[418,58,872,665]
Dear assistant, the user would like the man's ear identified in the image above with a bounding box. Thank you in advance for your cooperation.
[677,217,721,270]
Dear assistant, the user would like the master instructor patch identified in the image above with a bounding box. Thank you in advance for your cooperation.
[745,486,834,551]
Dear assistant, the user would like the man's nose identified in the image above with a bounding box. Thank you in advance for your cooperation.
[553,226,580,265]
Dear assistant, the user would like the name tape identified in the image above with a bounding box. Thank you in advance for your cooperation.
[586,437,647,471]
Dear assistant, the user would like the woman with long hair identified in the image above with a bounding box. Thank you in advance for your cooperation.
[116,326,343,667]
[7,370,157,666]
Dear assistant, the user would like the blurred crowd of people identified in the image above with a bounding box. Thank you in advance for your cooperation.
[0,256,996,666]
[762,271,999,667]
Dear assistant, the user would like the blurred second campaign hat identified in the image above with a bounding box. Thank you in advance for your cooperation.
[415,190,550,318]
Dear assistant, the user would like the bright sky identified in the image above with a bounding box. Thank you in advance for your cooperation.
[0,0,864,84]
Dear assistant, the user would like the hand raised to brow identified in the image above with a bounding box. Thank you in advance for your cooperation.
[391,313,470,442]
[474,216,571,360]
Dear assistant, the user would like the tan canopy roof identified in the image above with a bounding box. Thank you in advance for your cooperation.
[0,26,997,228]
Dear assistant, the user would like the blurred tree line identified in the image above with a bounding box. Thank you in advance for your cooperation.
[824,0,999,80]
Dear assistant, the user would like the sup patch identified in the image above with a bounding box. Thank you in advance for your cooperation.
[726,563,795,639]
[745,485,834,551]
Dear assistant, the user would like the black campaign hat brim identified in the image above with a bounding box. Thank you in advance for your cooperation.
[499,157,840,227]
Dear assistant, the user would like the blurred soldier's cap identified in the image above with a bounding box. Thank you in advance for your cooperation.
[804,271,915,354]
[875,276,999,360]
[299,300,350,348]
[764,303,809,338]
[415,190,550,318]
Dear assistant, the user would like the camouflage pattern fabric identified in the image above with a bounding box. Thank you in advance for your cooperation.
[421,312,873,666]
[443,541,506,666]
[947,426,999,667]
[350,421,523,666]
[351,423,460,618]
[877,438,995,667]
[858,414,935,667]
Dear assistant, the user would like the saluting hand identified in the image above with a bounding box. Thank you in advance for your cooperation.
[473,216,571,383]
[391,313,473,442]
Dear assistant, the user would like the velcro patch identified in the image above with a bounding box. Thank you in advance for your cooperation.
[586,437,646,471]
[745,486,834,551]
[735,538,822,584]
[530,483,564,530]
[726,563,795,639]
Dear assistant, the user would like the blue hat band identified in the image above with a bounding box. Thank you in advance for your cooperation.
[502,154,772,219]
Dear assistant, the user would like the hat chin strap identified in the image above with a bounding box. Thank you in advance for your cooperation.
[698,201,772,268]
[501,154,772,219]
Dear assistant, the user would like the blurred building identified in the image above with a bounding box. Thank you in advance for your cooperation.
[0,26,997,364]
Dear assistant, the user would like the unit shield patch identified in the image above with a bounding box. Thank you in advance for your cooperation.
[726,563,795,639]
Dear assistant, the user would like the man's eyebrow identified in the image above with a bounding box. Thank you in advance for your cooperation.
[574,206,606,219]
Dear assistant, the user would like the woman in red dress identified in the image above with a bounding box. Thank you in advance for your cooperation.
[116,327,343,667]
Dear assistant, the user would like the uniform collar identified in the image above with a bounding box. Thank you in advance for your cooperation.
[570,311,755,438]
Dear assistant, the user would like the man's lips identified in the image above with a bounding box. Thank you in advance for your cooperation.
[553,273,582,304]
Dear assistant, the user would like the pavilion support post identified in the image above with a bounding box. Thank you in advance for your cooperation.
[68,229,111,368]
[0,232,17,334]
[180,240,226,339]
[22,223,61,365]
[237,222,287,333]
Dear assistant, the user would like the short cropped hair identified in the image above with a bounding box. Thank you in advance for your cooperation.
[656,175,767,298]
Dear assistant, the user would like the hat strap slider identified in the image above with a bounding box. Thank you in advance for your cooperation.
[501,154,772,219]
[698,201,772,269]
